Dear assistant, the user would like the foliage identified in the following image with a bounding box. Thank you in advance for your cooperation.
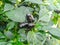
[0,0,60,45]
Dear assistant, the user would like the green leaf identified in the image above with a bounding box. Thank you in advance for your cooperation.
[41,25,60,39]
[4,31,14,39]
[39,6,52,22]
[5,6,33,22]
[7,43,12,45]
[0,32,5,39]
[48,4,57,10]
[15,41,24,45]
[0,42,7,45]
[4,3,14,11]
[35,22,42,31]
[27,31,45,45]
[9,0,17,3]
[49,28,60,39]
[6,22,15,30]
[25,0,43,4]
[18,29,27,42]
[43,38,53,45]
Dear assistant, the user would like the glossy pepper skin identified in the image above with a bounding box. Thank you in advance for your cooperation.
[19,23,28,28]
[19,14,35,29]
[20,23,35,28]
[26,14,35,23]
[27,23,35,28]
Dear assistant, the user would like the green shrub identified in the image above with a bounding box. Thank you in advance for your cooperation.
[0,0,60,45]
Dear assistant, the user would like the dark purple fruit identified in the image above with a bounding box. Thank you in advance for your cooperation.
[20,23,28,28]
[28,23,35,28]
[26,14,35,23]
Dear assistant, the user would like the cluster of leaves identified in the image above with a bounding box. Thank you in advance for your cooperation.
[0,0,60,45]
